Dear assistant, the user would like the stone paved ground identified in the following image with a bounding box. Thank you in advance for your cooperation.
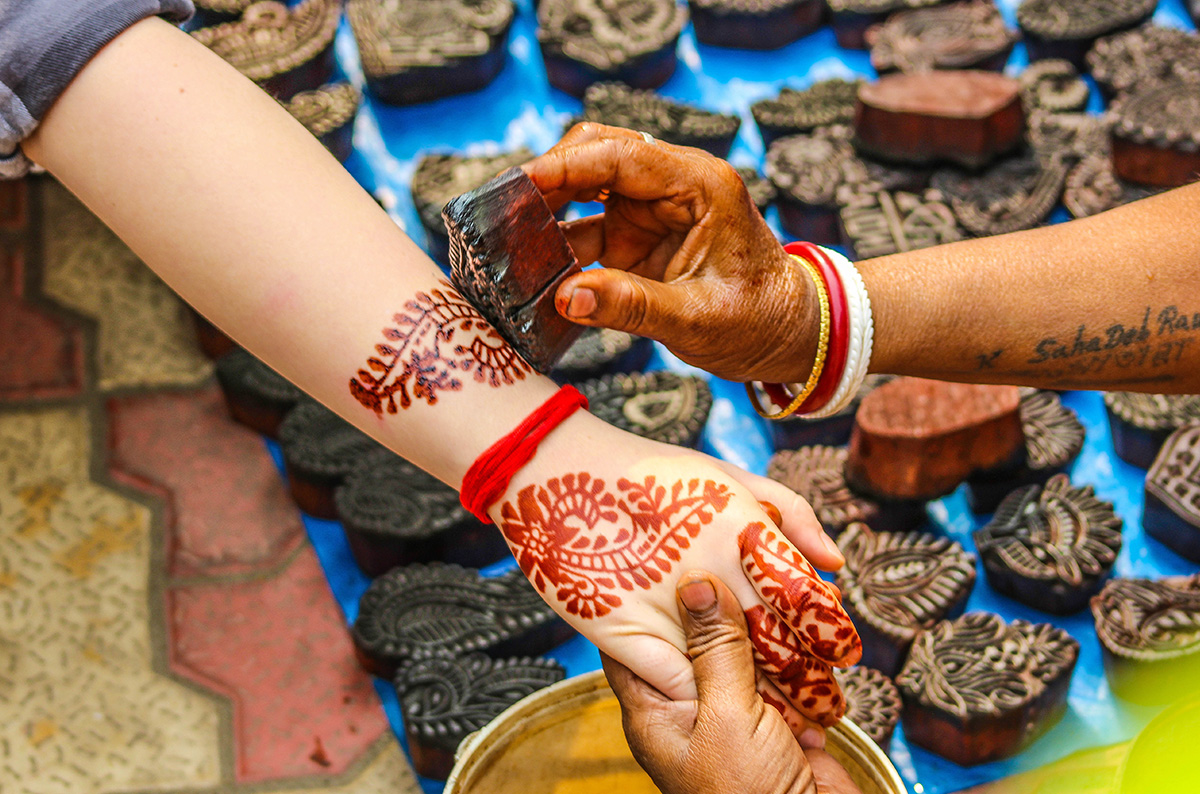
[0,177,419,794]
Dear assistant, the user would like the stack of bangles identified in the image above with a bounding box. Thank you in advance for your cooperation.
[747,241,875,421]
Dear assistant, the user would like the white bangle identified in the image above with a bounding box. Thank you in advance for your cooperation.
[800,247,873,419]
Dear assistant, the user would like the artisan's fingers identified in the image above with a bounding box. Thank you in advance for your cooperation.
[560,214,607,266]
[676,571,765,719]
[758,674,826,748]
[739,522,861,667]
[720,460,845,571]
[554,266,702,342]
[744,605,847,728]
[804,749,867,794]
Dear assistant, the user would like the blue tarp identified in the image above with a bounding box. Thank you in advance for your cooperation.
[287,1,1200,792]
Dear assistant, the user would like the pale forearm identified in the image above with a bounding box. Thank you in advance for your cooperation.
[861,185,1200,393]
[25,17,557,485]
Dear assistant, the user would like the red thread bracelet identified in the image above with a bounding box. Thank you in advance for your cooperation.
[460,384,589,523]
[787,242,849,415]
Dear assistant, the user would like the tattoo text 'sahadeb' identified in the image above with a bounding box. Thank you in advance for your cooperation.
[350,280,531,415]
[498,473,731,618]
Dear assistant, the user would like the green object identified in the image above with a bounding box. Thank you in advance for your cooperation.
[1117,696,1200,793]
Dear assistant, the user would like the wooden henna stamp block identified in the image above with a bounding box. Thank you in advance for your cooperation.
[352,564,574,678]
[579,371,713,448]
[1018,0,1156,71]
[752,79,863,146]
[836,665,902,748]
[854,71,1025,170]
[826,0,955,51]
[931,152,1068,237]
[396,654,566,779]
[836,523,976,676]
[975,474,1123,614]
[896,612,1079,765]
[1109,81,1200,189]
[282,82,360,163]
[1104,392,1200,469]
[444,167,583,373]
[1144,425,1200,562]
[689,0,825,51]
[214,347,304,439]
[867,1,1018,74]
[278,400,387,519]
[1091,575,1200,704]
[1087,24,1200,100]
[550,327,653,384]
[847,377,1024,501]
[576,83,741,157]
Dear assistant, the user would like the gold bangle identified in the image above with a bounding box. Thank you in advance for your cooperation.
[745,254,830,420]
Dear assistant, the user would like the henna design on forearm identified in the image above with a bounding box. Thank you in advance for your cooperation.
[350,279,532,415]
[746,605,845,727]
[498,473,731,619]
[740,522,861,667]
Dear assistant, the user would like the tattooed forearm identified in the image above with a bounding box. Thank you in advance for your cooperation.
[350,279,531,415]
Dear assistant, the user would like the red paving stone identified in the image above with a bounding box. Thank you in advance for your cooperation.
[0,251,85,401]
[167,547,388,783]
[107,386,306,579]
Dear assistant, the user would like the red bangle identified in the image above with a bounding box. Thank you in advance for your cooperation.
[460,385,589,523]
[787,242,849,415]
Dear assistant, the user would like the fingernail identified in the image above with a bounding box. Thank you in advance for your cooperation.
[566,287,597,318]
[799,728,825,749]
[821,532,844,565]
[678,577,716,614]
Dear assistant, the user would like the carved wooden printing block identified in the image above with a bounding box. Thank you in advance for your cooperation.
[214,347,304,439]
[752,79,862,145]
[1104,392,1200,469]
[579,371,712,448]
[1017,0,1157,71]
[836,522,976,676]
[854,71,1025,170]
[867,1,1018,74]
[1109,81,1200,189]
[577,82,741,158]
[847,378,1024,501]
[444,167,583,373]
[277,400,387,519]
[1091,575,1200,704]
[1087,24,1200,100]
[897,612,1079,765]
[397,654,566,779]
[550,327,653,384]
[835,665,902,748]
[825,0,953,51]
[975,474,1123,615]
[1144,424,1200,562]
[689,0,825,51]
[282,82,360,163]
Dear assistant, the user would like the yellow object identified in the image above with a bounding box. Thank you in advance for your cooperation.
[745,254,831,420]
[447,670,906,794]
[1116,695,1200,793]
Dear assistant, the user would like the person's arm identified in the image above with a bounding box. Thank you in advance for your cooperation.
[604,570,865,794]
[23,17,851,727]
[524,124,1200,394]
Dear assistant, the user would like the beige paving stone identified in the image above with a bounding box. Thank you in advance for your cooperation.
[269,740,422,794]
[0,407,223,794]
[39,180,211,392]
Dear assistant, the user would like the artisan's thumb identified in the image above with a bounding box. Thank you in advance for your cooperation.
[555,268,690,342]
[677,571,762,714]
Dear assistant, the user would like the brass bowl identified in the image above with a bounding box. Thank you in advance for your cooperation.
[447,670,907,794]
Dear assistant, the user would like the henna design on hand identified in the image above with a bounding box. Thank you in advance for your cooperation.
[350,279,532,415]
[746,605,845,728]
[740,522,862,667]
[499,473,732,619]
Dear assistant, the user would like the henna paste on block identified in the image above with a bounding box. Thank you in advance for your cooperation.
[1104,392,1200,469]
[854,71,1025,170]
[551,327,653,385]
[847,377,1024,501]
[214,347,303,439]
[334,449,508,576]
[278,401,387,519]
[745,605,846,727]
[836,522,975,676]
[767,446,926,536]
[1087,24,1200,100]
[896,612,1079,766]
[836,665,902,748]
[347,0,514,106]
[191,0,339,100]
[282,82,360,163]
[499,473,731,618]
[396,654,566,779]
[1109,81,1200,189]
[1017,0,1156,70]
[412,150,536,265]
[867,2,1018,74]
[1144,425,1200,562]
[752,79,863,146]
[689,0,824,51]
[577,82,741,158]
[975,475,1122,615]
[739,522,862,668]
[444,167,583,373]
[350,279,531,416]
[1091,575,1200,704]
[967,388,1086,512]
[352,565,573,678]
[578,371,712,448]
[537,0,688,97]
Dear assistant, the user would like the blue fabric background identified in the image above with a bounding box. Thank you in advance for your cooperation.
[283,1,1200,792]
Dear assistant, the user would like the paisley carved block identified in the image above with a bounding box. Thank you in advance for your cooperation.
[836,665,903,748]
[578,371,713,448]
[577,82,741,157]
[1144,424,1200,562]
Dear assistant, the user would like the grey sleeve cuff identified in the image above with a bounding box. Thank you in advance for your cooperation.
[0,0,195,178]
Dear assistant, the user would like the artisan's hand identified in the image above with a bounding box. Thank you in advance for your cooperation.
[604,570,865,794]
[495,412,858,730]
[522,124,820,384]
